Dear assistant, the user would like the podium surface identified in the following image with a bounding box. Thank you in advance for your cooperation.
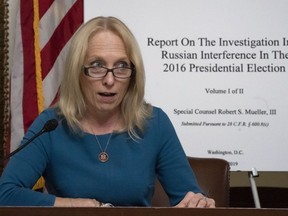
[1,207,288,216]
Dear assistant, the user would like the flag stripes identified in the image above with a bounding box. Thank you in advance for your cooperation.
[9,0,83,154]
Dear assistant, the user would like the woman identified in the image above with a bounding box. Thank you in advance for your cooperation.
[0,16,215,207]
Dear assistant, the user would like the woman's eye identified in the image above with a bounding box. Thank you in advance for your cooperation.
[116,62,129,68]
[91,61,103,67]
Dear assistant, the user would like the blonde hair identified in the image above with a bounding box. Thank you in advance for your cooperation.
[56,16,152,139]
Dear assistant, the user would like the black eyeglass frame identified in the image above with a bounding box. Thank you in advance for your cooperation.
[82,65,135,79]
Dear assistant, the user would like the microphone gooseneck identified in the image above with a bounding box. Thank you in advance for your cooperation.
[3,119,59,161]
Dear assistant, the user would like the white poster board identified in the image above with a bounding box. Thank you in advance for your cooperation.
[84,0,288,171]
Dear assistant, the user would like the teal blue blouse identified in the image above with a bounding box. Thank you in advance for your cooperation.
[0,107,201,206]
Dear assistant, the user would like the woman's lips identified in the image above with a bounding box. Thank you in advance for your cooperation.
[98,92,117,103]
[99,92,116,96]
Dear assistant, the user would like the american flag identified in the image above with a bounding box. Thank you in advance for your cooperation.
[9,0,83,163]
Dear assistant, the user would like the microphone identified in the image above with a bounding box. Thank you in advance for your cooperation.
[3,119,58,161]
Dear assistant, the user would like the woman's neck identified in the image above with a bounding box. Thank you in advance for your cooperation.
[81,109,123,135]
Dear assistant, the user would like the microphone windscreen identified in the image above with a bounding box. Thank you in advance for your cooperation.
[43,119,58,132]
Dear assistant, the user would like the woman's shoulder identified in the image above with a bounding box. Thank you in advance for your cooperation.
[151,106,168,117]
[149,106,172,126]
[39,107,60,120]
[30,108,61,130]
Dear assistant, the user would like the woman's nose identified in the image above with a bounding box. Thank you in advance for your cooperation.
[102,71,115,86]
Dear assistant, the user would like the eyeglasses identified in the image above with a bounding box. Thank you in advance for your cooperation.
[82,65,134,79]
